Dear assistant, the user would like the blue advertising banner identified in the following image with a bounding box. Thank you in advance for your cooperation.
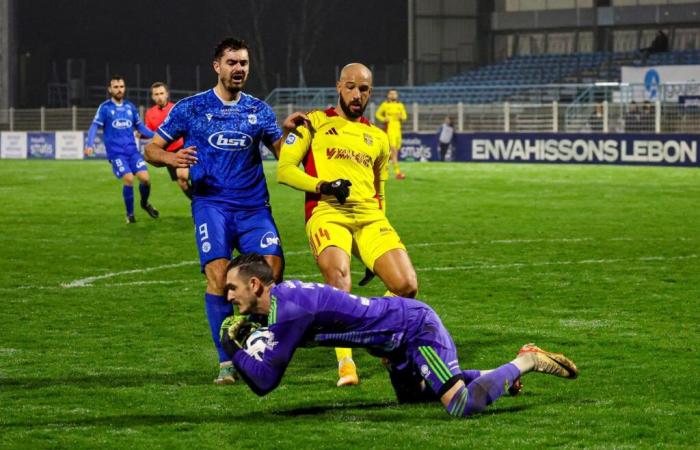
[401,132,699,167]
[27,132,55,159]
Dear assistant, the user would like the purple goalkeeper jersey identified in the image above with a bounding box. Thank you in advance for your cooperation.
[232,280,432,396]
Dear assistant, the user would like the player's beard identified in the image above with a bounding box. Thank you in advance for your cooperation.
[222,72,247,95]
[339,95,366,119]
[111,91,124,101]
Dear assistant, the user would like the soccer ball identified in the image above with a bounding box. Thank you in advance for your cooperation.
[244,327,270,361]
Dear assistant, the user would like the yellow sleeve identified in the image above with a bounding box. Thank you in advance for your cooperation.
[375,102,387,123]
[400,103,407,121]
[374,132,390,214]
[277,126,320,193]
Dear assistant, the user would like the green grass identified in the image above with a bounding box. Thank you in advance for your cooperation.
[1,160,698,449]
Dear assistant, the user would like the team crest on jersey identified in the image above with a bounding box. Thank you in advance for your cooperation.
[248,114,257,125]
[111,110,115,115]
[363,133,373,145]
[127,109,133,116]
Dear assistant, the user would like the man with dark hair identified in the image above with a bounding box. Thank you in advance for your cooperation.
[85,75,159,223]
[145,37,304,385]
[220,254,579,417]
[145,82,190,198]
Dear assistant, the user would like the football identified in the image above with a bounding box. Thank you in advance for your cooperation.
[244,327,270,361]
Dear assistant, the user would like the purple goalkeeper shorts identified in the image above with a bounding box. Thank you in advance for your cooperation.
[405,308,463,397]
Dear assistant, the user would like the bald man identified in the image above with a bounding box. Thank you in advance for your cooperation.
[277,63,418,387]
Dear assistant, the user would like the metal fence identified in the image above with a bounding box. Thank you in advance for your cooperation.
[2,101,699,134]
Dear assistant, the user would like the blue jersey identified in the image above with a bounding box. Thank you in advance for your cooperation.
[233,280,433,395]
[89,99,148,156]
[157,89,283,208]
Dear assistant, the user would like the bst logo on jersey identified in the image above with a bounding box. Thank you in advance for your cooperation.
[208,131,254,151]
[112,119,133,129]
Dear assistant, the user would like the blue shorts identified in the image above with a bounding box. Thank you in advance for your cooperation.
[109,152,147,179]
[394,308,463,398]
[192,200,284,271]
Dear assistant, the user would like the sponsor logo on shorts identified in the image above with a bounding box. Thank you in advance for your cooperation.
[285,134,296,145]
[260,231,280,249]
[420,364,431,377]
[248,114,257,125]
[201,242,211,253]
[208,131,253,151]
[136,160,146,169]
[112,119,133,129]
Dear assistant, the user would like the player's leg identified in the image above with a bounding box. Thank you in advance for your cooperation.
[306,212,358,386]
[355,214,417,298]
[389,132,405,179]
[439,346,579,417]
[132,154,159,219]
[110,157,135,223]
[192,201,236,384]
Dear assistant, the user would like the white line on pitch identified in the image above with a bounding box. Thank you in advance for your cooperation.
[56,235,696,289]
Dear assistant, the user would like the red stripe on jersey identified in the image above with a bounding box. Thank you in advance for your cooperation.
[303,144,321,222]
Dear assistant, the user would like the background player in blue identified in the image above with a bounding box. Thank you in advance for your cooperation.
[220,254,579,417]
[86,75,159,224]
[145,37,304,385]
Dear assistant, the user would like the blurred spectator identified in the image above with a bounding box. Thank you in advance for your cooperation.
[437,116,455,161]
[639,30,669,63]
[588,103,604,132]
[624,101,642,132]
[641,101,655,132]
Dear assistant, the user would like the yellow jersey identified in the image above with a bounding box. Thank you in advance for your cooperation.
[277,108,390,221]
[375,101,407,133]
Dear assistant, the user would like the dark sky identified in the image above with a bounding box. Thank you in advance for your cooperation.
[17,0,408,105]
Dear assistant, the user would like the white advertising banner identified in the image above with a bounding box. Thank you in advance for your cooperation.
[55,131,84,159]
[621,65,700,101]
[0,132,28,159]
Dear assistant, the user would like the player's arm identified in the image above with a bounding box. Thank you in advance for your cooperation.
[277,126,321,192]
[374,134,390,214]
[134,111,155,139]
[232,316,312,396]
[400,103,408,122]
[85,106,104,156]
[145,135,196,168]
[375,102,387,123]
[269,111,311,160]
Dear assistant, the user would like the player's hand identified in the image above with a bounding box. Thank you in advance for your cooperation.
[220,315,248,357]
[169,146,198,168]
[84,147,94,157]
[319,179,352,205]
[282,111,312,133]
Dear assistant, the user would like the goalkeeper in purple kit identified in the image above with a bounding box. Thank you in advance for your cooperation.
[220,254,579,417]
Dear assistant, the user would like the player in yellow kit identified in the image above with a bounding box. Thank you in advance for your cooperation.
[277,63,418,387]
[375,89,407,179]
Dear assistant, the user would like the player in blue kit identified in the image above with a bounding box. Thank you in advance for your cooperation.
[86,75,159,224]
[220,254,579,417]
[145,38,304,385]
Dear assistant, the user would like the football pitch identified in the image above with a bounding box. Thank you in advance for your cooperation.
[1,160,698,449]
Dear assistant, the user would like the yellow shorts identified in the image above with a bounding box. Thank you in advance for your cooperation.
[306,204,406,270]
[387,130,402,150]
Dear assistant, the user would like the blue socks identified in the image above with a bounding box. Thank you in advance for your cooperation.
[448,363,520,417]
[122,185,134,216]
[205,293,234,363]
[139,183,151,206]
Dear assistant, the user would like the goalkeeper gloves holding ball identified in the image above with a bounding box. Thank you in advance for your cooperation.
[219,315,261,358]
[319,179,352,204]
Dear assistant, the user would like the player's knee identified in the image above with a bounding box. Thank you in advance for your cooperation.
[390,273,418,298]
[321,266,351,291]
[122,174,134,186]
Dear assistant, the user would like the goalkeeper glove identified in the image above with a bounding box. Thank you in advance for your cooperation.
[219,315,261,358]
[319,179,352,205]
